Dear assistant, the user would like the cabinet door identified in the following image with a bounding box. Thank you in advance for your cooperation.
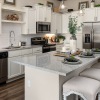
[96,8,100,21]
[76,34,83,50]
[0,3,1,34]
[51,13,57,34]
[36,6,45,22]
[21,54,33,75]
[46,7,51,22]
[28,8,36,34]
[8,56,22,79]
[83,8,96,22]
[56,44,63,51]
[33,47,42,54]
[62,13,70,34]
[56,14,62,34]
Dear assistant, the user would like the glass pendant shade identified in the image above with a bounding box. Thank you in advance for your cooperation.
[59,0,67,13]
[78,8,85,16]
[59,1,66,10]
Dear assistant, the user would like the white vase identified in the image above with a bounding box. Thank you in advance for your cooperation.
[70,35,77,51]
[59,39,64,43]
[91,2,95,8]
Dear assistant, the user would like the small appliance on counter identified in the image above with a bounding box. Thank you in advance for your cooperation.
[31,37,56,53]
[0,52,8,84]
[18,41,26,46]
[21,41,26,46]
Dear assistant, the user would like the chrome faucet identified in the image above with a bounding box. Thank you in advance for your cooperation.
[9,31,15,47]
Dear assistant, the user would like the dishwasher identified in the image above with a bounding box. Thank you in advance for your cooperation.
[0,52,8,84]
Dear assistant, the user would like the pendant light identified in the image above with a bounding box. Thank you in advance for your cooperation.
[78,0,85,16]
[59,0,66,10]
[59,0,67,13]
[78,9,85,16]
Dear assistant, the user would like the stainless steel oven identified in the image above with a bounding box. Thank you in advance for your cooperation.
[31,37,56,53]
[36,22,51,33]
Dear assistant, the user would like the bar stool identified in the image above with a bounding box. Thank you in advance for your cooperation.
[63,76,100,100]
[92,62,100,69]
[80,68,100,81]
[80,68,100,100]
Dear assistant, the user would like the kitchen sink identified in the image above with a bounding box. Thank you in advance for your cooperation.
[4,46,21,49]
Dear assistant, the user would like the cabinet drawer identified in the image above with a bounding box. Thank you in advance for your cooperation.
[33,47,42,53]
[21,49,33,55]
[9,50,21,57]
[56,45,63,48]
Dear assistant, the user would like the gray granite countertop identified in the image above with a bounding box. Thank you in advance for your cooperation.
[13,51,100,76]
[0,45,42,52]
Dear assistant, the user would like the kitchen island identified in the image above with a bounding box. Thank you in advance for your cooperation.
[13,51,100,100]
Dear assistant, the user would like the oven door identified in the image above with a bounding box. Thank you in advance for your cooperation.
[50,46,56,51]
[36,22,51,33]
[43,47,50,53]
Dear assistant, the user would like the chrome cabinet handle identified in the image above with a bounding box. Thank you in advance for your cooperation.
[94,17,97,21]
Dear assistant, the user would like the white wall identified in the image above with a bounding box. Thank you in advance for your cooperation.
[0,0,59,48]
[0,0,59,8]
[64,0,100,11]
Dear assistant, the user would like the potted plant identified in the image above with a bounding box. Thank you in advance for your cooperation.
[68,16,82,51]
[57,35,65,43]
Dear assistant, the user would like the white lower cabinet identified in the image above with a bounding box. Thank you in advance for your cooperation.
[8,56,22,79]
[33,47,42,55]
[21,65,25,75]
[76,34,83,50]
[21,54,33,75]
[8,47,42,80]
[56,44,63,51]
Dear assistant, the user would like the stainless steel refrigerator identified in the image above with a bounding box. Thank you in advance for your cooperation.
[83,22,100,49]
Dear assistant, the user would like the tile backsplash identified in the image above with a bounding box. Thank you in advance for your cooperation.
[0,23,44,48]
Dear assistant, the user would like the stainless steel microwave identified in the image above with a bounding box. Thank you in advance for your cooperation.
[36,22,51,33]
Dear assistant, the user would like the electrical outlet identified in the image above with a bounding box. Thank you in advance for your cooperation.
[28,80,31,87]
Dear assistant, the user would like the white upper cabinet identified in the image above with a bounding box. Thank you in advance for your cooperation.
[0,3,1,35]
[28,8,36,34]
[23,8,36,34]
[51,13,57,34]
[51,13,62,34]
[83,8,96,22]
[83,8,100,22]
[62,13,71,34]
[35,5,51,22]
[36,5,45,22]
[96,8,100,21]
[56,13,62,34]
[46,7,51,22]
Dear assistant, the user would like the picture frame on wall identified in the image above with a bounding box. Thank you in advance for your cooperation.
[78,1,89,10]
[47,1,54,11]
[4,0,16,5]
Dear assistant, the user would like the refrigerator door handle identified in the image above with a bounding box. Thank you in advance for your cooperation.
[91,29,94,48]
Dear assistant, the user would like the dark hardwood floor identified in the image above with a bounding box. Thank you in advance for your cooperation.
[0,78,24,100]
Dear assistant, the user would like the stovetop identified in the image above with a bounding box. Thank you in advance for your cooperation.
[31,44,56,47]
[43,44,56,47]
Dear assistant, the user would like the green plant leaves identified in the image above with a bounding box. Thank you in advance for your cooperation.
[68,16,82,35]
